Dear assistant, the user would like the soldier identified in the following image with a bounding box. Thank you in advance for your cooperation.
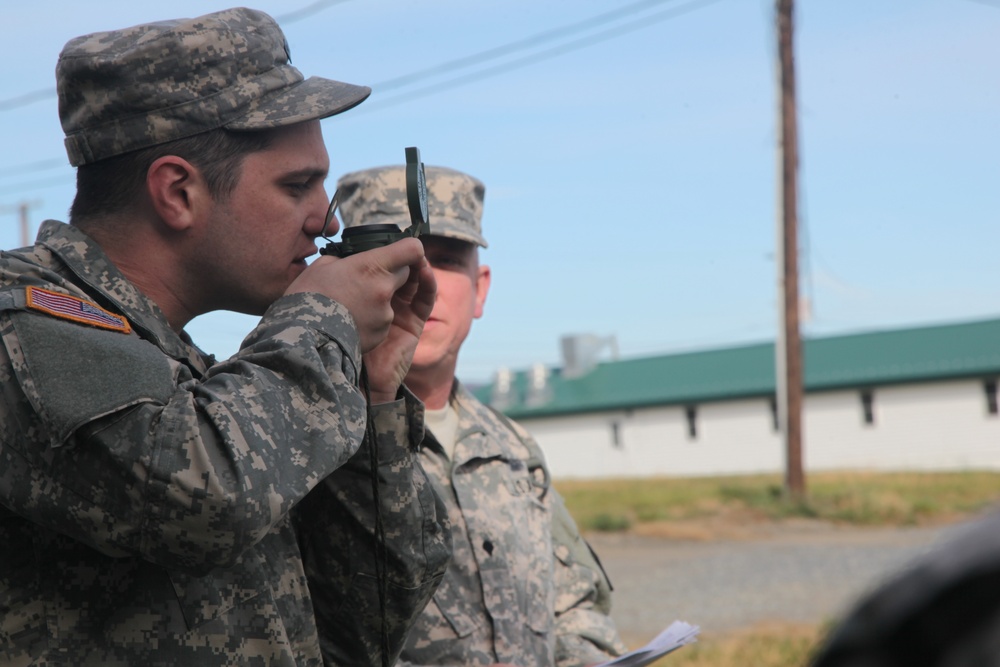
[332,164,628,667]
[0,8,449,666]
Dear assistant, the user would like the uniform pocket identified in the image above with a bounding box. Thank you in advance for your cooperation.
[167,550,268,630]
[428,575,479,638]
[398,575,482,665]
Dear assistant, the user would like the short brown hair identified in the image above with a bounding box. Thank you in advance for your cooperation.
[70,128,274,223]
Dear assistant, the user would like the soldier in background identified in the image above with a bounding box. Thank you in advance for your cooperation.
[0,8,449,666]
[332,164,628,667]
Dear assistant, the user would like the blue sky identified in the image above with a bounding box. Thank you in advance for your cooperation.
[3,0,999,384]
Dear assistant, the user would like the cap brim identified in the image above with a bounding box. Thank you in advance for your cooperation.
[427,218,488,248]
[345,213,488,248]
[225,76,371,130]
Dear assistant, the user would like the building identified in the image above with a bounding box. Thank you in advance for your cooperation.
[474,318,1000,479]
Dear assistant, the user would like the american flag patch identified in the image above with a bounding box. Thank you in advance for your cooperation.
[25,286,131,334]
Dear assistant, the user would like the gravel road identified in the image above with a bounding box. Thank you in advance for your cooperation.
[587,521,963,644]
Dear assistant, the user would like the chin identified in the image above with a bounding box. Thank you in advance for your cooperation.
[409,349,449,373]
[408,357,437,374]
[238,289,284,316]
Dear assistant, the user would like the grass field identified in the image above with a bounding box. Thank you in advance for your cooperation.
[556,470,1000,532]
[558,471,1000,667]
[625,622,828,667]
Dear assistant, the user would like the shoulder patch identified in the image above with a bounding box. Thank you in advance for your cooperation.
[26,286,131,334]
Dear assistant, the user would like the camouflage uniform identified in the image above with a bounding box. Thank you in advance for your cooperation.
[335,165,627,667]
[0,8,450,665]
[0,221,449,666]
[392,383,625,667]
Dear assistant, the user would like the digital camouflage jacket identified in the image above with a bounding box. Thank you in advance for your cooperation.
[0,221,449,666]
[397,382,627,667]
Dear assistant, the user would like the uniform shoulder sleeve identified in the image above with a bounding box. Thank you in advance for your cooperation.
[3,289,174,445]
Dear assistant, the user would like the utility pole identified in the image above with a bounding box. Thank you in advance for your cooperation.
[0,201,42,248]
[18,201,37,246]
[776,0,805,500]
[1,200,42,247]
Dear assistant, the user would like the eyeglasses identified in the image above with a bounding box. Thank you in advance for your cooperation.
[321,188,341,240]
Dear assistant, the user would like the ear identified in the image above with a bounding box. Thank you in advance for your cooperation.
[474,263,491,319]
[146,156,209,232]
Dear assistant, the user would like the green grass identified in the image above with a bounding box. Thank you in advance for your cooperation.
[642,623,827,667]
[556,471,1000,532]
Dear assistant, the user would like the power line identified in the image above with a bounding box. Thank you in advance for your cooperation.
[0,176,72,195]
[374,0,695,93]
[0,87,54,112]
[357,0,727,115]
[0,158,66,177]
[1,0,721,121]
[275,0,355,24]
[0,0,723,178]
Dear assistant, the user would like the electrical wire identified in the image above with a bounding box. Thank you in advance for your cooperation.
[353,0,727,115]
[0,0,721,114]
[0,158,65,177]
[0,87,54,112]
[0,0,725,180]
[374,0,700,93]
[275,0,355,24]
[0,176,71,195]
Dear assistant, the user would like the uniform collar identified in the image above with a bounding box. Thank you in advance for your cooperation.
[446,380,517,464]
[36,220,211,374]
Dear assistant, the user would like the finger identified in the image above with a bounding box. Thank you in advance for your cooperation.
[410,258,437,320]
[338,239,421,296]
[390,255,429,303]
[363,237,425,275]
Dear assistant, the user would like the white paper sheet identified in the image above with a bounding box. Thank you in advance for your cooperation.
[593,620,700,667]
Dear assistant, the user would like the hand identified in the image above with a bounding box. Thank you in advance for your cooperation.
[285,238,428,353]
[362,252,436,403]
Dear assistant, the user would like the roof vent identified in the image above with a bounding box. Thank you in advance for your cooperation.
[525,363,552,407]
[560,334,618,379]
[490,366,514,410]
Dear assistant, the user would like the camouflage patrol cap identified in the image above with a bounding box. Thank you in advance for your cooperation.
[337,165,488,248]
[57,7,371,166]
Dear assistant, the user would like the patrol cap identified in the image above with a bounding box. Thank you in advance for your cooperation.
[337,165,488,248]
[57,7,371,166]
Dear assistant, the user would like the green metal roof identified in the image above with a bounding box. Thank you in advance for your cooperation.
[472,317,1000,419]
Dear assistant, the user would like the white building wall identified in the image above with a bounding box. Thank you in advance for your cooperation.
[519,378,1000,479]
[805,380,1000,472]
[526,397,784,480]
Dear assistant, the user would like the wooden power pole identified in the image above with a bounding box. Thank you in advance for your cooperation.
[776,0,805,499]
[18,201,34,246]
[1,200,41,247]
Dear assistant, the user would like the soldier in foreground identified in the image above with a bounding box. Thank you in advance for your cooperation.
[811,509,1000,667]
[0,8,449,665]
[332,164,628,666]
